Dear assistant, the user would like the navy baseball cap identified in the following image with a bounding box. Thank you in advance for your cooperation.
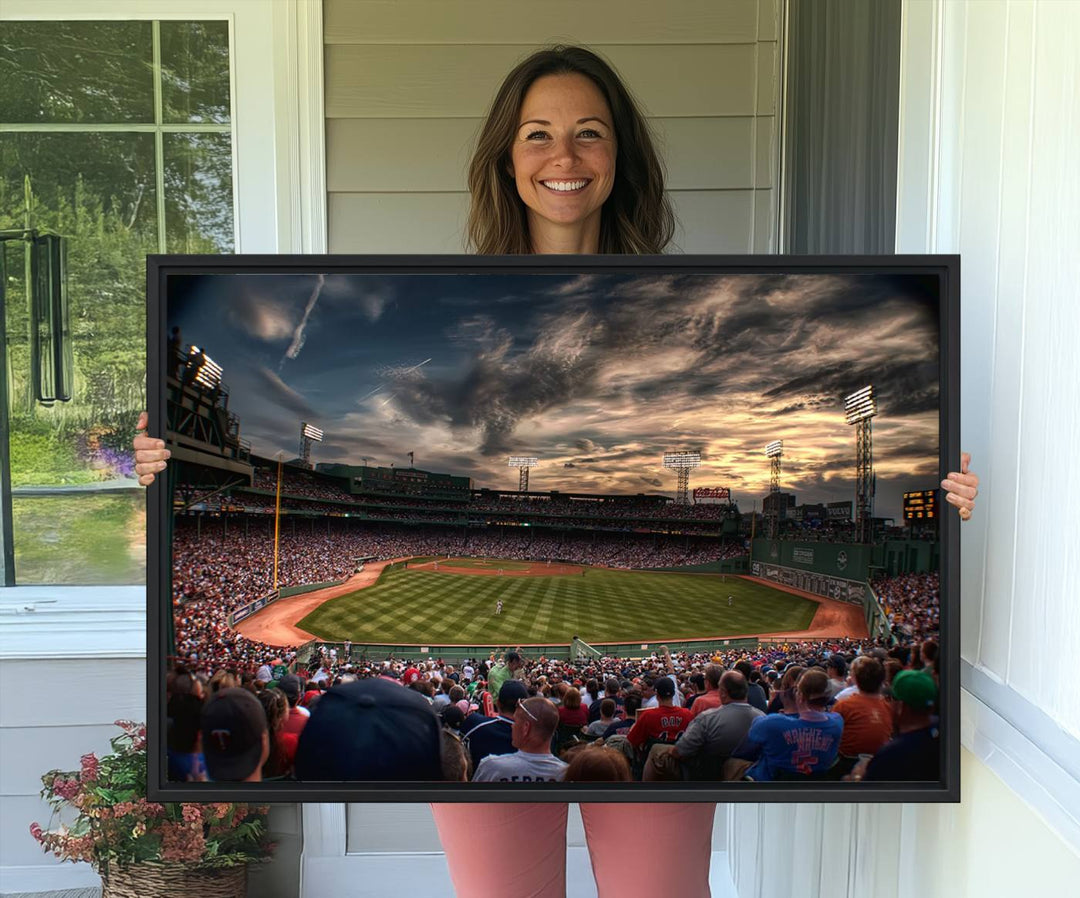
[498,679,529,707]
[201,688,267,781]
[294,678,443,781]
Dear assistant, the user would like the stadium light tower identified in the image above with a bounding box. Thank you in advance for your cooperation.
[299,422,323,469]
[662,451,701,505]
[765,440,783,539]
[844,385,878,543]
[185,346,223,391]
[508,456,538,492]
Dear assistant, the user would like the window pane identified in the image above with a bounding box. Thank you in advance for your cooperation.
[164,133,235,253]
[12,492,146,585]
[160,21,232,124]
[0,22,154,124]
[2,132,156,584]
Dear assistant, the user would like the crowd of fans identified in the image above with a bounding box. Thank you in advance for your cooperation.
[167,639,942,786]
[873,572,940,642]
[170,518,749,675]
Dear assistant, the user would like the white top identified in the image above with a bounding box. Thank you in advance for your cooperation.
[472,750,568,783]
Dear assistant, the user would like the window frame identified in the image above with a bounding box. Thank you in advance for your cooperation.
[0,0,325,650]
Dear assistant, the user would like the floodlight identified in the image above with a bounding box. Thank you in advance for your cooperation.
[662,452,701,469]
[765,440,783,458]
[509,456,538,491]
[302,423,324,442]
[844,385,877,424]
[189,346,223,390]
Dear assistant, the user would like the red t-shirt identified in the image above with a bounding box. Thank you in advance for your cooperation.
[834,692,893,756]
[627,705,695,748]
[282,705,309,738]
[558,706,588,728]
[691,691,722,718]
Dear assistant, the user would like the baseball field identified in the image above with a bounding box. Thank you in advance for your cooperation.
[295,557,820,646]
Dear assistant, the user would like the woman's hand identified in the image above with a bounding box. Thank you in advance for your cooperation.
[941,452,979,520]
[133,411,170,486]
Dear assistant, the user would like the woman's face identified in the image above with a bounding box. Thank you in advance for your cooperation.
[509,73,617,241]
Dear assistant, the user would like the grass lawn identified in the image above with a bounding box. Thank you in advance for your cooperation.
[12,492,146,584]
[297,562,818,645]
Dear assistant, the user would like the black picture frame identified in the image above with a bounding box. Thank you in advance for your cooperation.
[146,253,960,803]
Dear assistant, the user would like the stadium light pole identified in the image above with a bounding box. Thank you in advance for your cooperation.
[662,451,701,505]
[844,385,877,544]
[508,456,538,492]
[300,422,323,469]
[765,440,783,540]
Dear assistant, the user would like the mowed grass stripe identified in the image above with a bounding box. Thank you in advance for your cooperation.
[297,565,820,645]
[295,570,816,648]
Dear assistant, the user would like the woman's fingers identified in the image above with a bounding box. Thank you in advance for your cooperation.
[940,475,978,500]
[942,451,979,520]
[132,411,168,487]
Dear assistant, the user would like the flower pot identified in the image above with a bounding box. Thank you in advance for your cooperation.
[101,862,247,898]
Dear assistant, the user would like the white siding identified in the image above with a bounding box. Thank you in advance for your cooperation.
[726,1,1080,893]
[324,0,782,254]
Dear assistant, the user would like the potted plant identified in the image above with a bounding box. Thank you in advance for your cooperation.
[30,720,273,897]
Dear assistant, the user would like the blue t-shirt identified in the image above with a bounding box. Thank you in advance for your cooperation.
[739,712,843,781]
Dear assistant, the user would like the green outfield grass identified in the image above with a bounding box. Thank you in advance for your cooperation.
[296,563,818,645]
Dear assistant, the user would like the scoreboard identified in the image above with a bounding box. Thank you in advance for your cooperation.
[903,489,938,520]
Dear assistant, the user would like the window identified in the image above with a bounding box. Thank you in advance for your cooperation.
[1,19,234,584]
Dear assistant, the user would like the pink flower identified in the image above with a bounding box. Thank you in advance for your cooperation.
[29,822,43,842]
[181,805,202,824]
[80,753,99,782]
[160,821,206,863]
[52,778,80,801]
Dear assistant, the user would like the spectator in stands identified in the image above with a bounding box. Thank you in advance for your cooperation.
[627,676,694,752]
[472,697,567,782]
[200,687,269,783]
[461,680,528,770]
[644,671,763,781]
[832,656,892,773]
[563,744,632,782]
[603,690,644,739]
[586,699,619,736]
[861,669,940,782]
[825,656,848,699]
[278,674,310,738]
[726,670,843,781]
[734,660,768,712]
[588,678,624,723]
[487,650,523,699]
[683,671,707,711]
[257,687,297,779]
[166,692,207,782]
[295,678,444,781]
[441,729,472,782]
[691,664,724,718]
[765,665,805,715]
[558,687,589,729]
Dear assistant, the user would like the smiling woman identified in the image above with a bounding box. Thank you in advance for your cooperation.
[466,45,673,255]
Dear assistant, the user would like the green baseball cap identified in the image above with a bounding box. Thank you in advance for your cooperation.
[891,669,938,709]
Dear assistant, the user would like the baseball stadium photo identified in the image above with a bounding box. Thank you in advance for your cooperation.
[157,265,949,791]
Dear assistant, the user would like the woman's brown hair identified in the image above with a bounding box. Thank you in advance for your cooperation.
[467,45,675,255]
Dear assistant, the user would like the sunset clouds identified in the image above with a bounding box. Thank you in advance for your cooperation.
[169,270,942,519]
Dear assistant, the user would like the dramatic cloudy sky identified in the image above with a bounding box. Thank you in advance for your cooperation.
[167,270,942,520]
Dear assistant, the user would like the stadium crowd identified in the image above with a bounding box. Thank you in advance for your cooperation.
[167,637,941,786]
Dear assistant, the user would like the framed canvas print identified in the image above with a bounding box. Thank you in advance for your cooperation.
[146,254,960,802]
